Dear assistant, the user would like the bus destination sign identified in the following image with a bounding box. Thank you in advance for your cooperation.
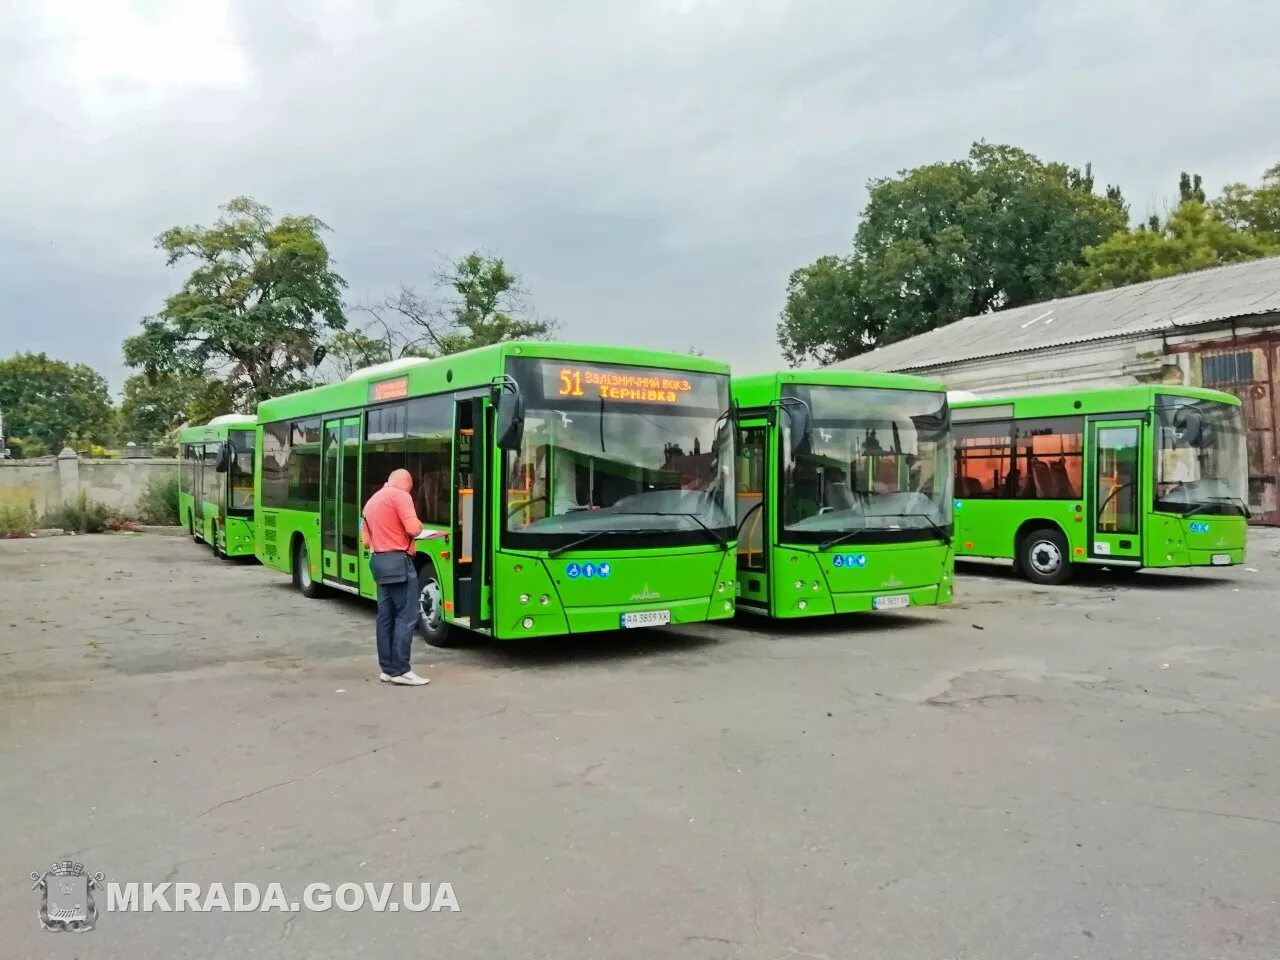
[370,376,409,403]
[550,365,694,405]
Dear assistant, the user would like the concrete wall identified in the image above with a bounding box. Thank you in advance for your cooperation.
[0,449,179,518]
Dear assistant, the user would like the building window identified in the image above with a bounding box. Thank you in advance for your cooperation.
[1202,351,1253,386]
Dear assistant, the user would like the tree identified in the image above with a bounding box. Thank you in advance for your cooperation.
[778,142,1128,365]
[1071,200,1280,293]
[1214,163,1280,240]
[118,372,235,442]
[123,196,347,410]
[0,352,114,456]
[353,252,554,359]
[319,329,394,381]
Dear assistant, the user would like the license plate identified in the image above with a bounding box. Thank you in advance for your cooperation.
[873,594,910,610]
[1211,554,1232,566]
[620,610,671,629]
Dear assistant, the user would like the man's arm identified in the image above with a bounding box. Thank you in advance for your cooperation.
[360,517,372,549]
[397,491,424,538]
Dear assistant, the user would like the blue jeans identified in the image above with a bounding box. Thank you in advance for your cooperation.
[375,555,418,677]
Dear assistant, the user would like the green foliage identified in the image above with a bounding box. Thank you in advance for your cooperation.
[123,196,348,408]
[1213,163,1280,240]
[43,491,115,534]
[321,328,394,380]
[136,471,181,526]
[778,142,1128,365]
[0,501,38,538]
[119,372,234,443]
[778,256,869,366]
[359,252,554,361]
[1072,199,1280,293]
[0,352,115,456]
[6,436,50,459]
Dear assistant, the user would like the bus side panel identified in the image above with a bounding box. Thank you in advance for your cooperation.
[954,500,1015,559]
[955,500,1085,562]
[177,491,196,534]
[256,507,320,581]
[223,515,256,558]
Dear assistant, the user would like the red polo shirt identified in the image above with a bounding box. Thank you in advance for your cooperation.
[362,484,421,553]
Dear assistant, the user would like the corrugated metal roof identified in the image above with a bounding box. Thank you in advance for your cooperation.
[833,255,1280,373]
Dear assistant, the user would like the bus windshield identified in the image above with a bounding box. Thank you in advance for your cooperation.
[781,385,952,543]
[503,357,734,548]
[1154,395,1248,517]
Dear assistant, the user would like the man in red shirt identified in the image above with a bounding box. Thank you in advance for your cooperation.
[361,468,432,686]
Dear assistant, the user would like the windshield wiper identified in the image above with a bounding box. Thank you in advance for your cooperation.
[1177,496,1251,519]
[614,511,730,550]
[818,512,951,550]
[548,528,652,558]
[818,527,871,552]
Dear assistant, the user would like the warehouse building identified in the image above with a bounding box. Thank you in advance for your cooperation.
[834,256,1280,523]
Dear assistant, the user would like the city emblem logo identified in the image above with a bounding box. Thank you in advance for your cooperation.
[31,860,105,933]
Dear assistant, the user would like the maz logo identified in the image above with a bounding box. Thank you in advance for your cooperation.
[880,574,904,589]
[631,584,660,602]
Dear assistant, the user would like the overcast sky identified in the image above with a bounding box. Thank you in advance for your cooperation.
[4,0,1279,394]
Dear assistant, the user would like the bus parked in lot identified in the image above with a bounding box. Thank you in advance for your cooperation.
[730,371,954,618]
[952,386,1249,583]
[253,343,737,644]
[178,414,257,558]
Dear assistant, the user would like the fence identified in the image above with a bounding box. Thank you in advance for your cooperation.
[0,448,179,518]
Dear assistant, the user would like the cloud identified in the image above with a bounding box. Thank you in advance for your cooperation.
[2,0,1278,392]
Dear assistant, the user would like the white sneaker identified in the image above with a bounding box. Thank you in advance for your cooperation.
[378,673,393,682]
[388,671,429,686]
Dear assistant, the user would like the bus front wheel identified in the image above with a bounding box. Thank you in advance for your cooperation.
[293,538,323,598]
[1018,527,1072,585]
[416,563,457,647]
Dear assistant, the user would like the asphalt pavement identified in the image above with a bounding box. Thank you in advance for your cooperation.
[1,531,1277,959]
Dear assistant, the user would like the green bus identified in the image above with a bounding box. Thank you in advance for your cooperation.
[952,386,1249,584]
[253,343,738,644]
[178,415,257,558]
[730,371,954,618]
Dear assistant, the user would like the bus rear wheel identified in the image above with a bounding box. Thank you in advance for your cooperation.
[1018,527,1072,585]
[293,538,323,598]
[417,563,457,647]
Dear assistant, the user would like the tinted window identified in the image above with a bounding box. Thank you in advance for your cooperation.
[955,416,1083,500]
[405,394,452,525]
[261,421,290,508]
[288,418,322,511]
[367,404,406,442]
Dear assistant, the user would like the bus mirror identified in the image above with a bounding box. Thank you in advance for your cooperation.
[213,442,231,473]
[786,403,811,456]
[496,392,526,451]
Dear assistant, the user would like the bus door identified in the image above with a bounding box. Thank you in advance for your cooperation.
[321,415,362,588]
[452,396,491,629]
[735,421,770,610]
[1087,418,1143,563]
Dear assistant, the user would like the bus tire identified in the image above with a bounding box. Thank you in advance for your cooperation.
[213,521,225,558]
[293,537,323,598]
[1018,527,1072,585]
[416,562,457,647]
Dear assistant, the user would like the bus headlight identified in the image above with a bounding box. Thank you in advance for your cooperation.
[539,595,550,606]
[794,580,804,590]
[522,617,534,630]
[717,582,725,593]
[723,600,732,612]
[519,594,530,605]
[812,581,820,591]
[798,600,808,610]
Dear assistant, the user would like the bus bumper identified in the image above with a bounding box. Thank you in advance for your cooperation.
[774,581,949,618]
